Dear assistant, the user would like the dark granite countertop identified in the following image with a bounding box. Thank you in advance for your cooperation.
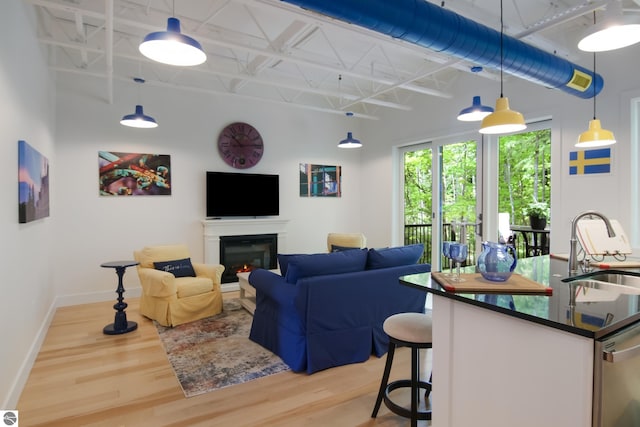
[400,255,640,339]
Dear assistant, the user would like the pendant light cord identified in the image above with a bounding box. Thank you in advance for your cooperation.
[592,11,597,120]
[338,74,343,108]
[137,62,143,103]
[500,0,504,98]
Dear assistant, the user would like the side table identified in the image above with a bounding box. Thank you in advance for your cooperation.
[237,271,256,315]
[237,269,280,315]
[101,260,139,335]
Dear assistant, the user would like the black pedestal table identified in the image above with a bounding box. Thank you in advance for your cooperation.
[100,260,139,335]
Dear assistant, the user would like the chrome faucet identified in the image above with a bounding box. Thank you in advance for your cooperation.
[568,210,616,276]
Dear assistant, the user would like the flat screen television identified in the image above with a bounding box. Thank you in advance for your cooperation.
[206,171,279,217]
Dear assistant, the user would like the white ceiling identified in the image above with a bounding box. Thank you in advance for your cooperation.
[25,0,640,120]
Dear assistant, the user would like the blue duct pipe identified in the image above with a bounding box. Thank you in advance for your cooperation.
[282,0,602,98]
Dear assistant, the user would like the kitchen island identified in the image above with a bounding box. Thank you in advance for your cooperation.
[400,256,640,427]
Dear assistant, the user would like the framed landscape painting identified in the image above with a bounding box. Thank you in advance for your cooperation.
[99,151,171,196]
[18,140,50,224]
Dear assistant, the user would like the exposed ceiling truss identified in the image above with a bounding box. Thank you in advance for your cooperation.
[25,0,632,120]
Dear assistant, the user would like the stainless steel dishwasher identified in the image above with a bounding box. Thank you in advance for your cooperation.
[593,320,640,427]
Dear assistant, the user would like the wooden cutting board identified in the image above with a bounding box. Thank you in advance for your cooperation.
[431,272,553,295]
[550,253,640,268]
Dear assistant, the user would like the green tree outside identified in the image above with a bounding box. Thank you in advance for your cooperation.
[404,130,550,227]
[498,129,551,226]
[404,129,551,254]
[404,141,479,225]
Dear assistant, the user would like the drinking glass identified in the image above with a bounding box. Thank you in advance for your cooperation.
[442,241,453,276]
[449,243,468,282]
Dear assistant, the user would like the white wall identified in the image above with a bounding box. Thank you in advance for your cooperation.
[0,0,56,409]
[360,43,640,255]
[51,73,364,300]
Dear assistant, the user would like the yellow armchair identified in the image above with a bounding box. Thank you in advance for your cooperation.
[327,232,367,252]
[133,244,224,327]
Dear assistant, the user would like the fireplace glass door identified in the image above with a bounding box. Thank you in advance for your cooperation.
[219,234,277,283]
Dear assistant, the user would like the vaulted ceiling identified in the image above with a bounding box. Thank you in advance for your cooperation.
[25,0,640,120]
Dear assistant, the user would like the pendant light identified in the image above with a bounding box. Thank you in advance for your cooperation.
[139,1,206,66]
[336,75,362,148]
[458,67,493,122]
[457,96,494,122]
[578,0,640,52]
[577,12,616,148]
[479,0,526,135]
[338,112,362,148]
[120,78,158,129]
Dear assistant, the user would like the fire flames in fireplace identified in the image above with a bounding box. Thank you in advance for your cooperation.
[236,264,253,273]
[219,234,277,283]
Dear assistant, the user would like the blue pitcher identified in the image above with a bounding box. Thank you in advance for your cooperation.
[477,241,517,282]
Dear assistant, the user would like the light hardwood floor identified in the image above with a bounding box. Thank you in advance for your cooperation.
[17,292,432,427]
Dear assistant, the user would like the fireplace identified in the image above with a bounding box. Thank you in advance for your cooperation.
[219,234,277,283]
[202,218,289,290]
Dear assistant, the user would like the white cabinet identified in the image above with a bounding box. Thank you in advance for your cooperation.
[431,295,594,427]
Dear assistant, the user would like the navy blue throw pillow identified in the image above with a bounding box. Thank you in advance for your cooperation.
[330,244,361,252]
[366,244,424,270]
[284,248,368,283]
[277,253,304,277]
[153,258,196,278]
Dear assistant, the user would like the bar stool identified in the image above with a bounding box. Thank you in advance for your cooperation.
[371,312,432,426]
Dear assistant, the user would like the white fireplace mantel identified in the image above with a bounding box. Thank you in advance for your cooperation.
[202,218,289,290]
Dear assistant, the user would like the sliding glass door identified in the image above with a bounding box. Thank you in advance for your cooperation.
[401,132,482,271]
[496,121,552,257]
[400,120,552,270]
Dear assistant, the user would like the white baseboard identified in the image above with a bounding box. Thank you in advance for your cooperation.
[2,299,56,409]
[3,286,144,408]
[55,286,142,307]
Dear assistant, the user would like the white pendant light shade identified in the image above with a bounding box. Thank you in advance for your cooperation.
[139,17,206,66]
[338,132,362,148]
[579,22,640,52]
[120,105,158,128]
[576,119,616,147]
[457,96,494,121]
[479,97,527,135]
[578,1,640,52]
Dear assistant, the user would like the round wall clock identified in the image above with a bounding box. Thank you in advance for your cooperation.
[217,122,264,169]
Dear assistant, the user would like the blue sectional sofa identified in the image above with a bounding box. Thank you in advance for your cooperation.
[248,244,430,374]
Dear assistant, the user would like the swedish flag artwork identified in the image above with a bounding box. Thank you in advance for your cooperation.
[569,148,611,175]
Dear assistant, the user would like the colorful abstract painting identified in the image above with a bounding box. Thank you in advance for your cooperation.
[299,163,341,197]
[18,140,50,224]
[99,151,171,196]
[569,148,611,175]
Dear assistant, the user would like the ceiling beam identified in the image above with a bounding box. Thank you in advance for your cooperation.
[50,65,381,119]
[38,35,413,111]
[105,0,114,104]
[25,0,453,107]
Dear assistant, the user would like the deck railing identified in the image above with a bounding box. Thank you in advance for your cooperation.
[404,223,536,267]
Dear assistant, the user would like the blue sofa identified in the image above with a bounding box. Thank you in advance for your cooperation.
[248,244,430,374]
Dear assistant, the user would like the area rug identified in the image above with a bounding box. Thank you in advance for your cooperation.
[154,298,290,397]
